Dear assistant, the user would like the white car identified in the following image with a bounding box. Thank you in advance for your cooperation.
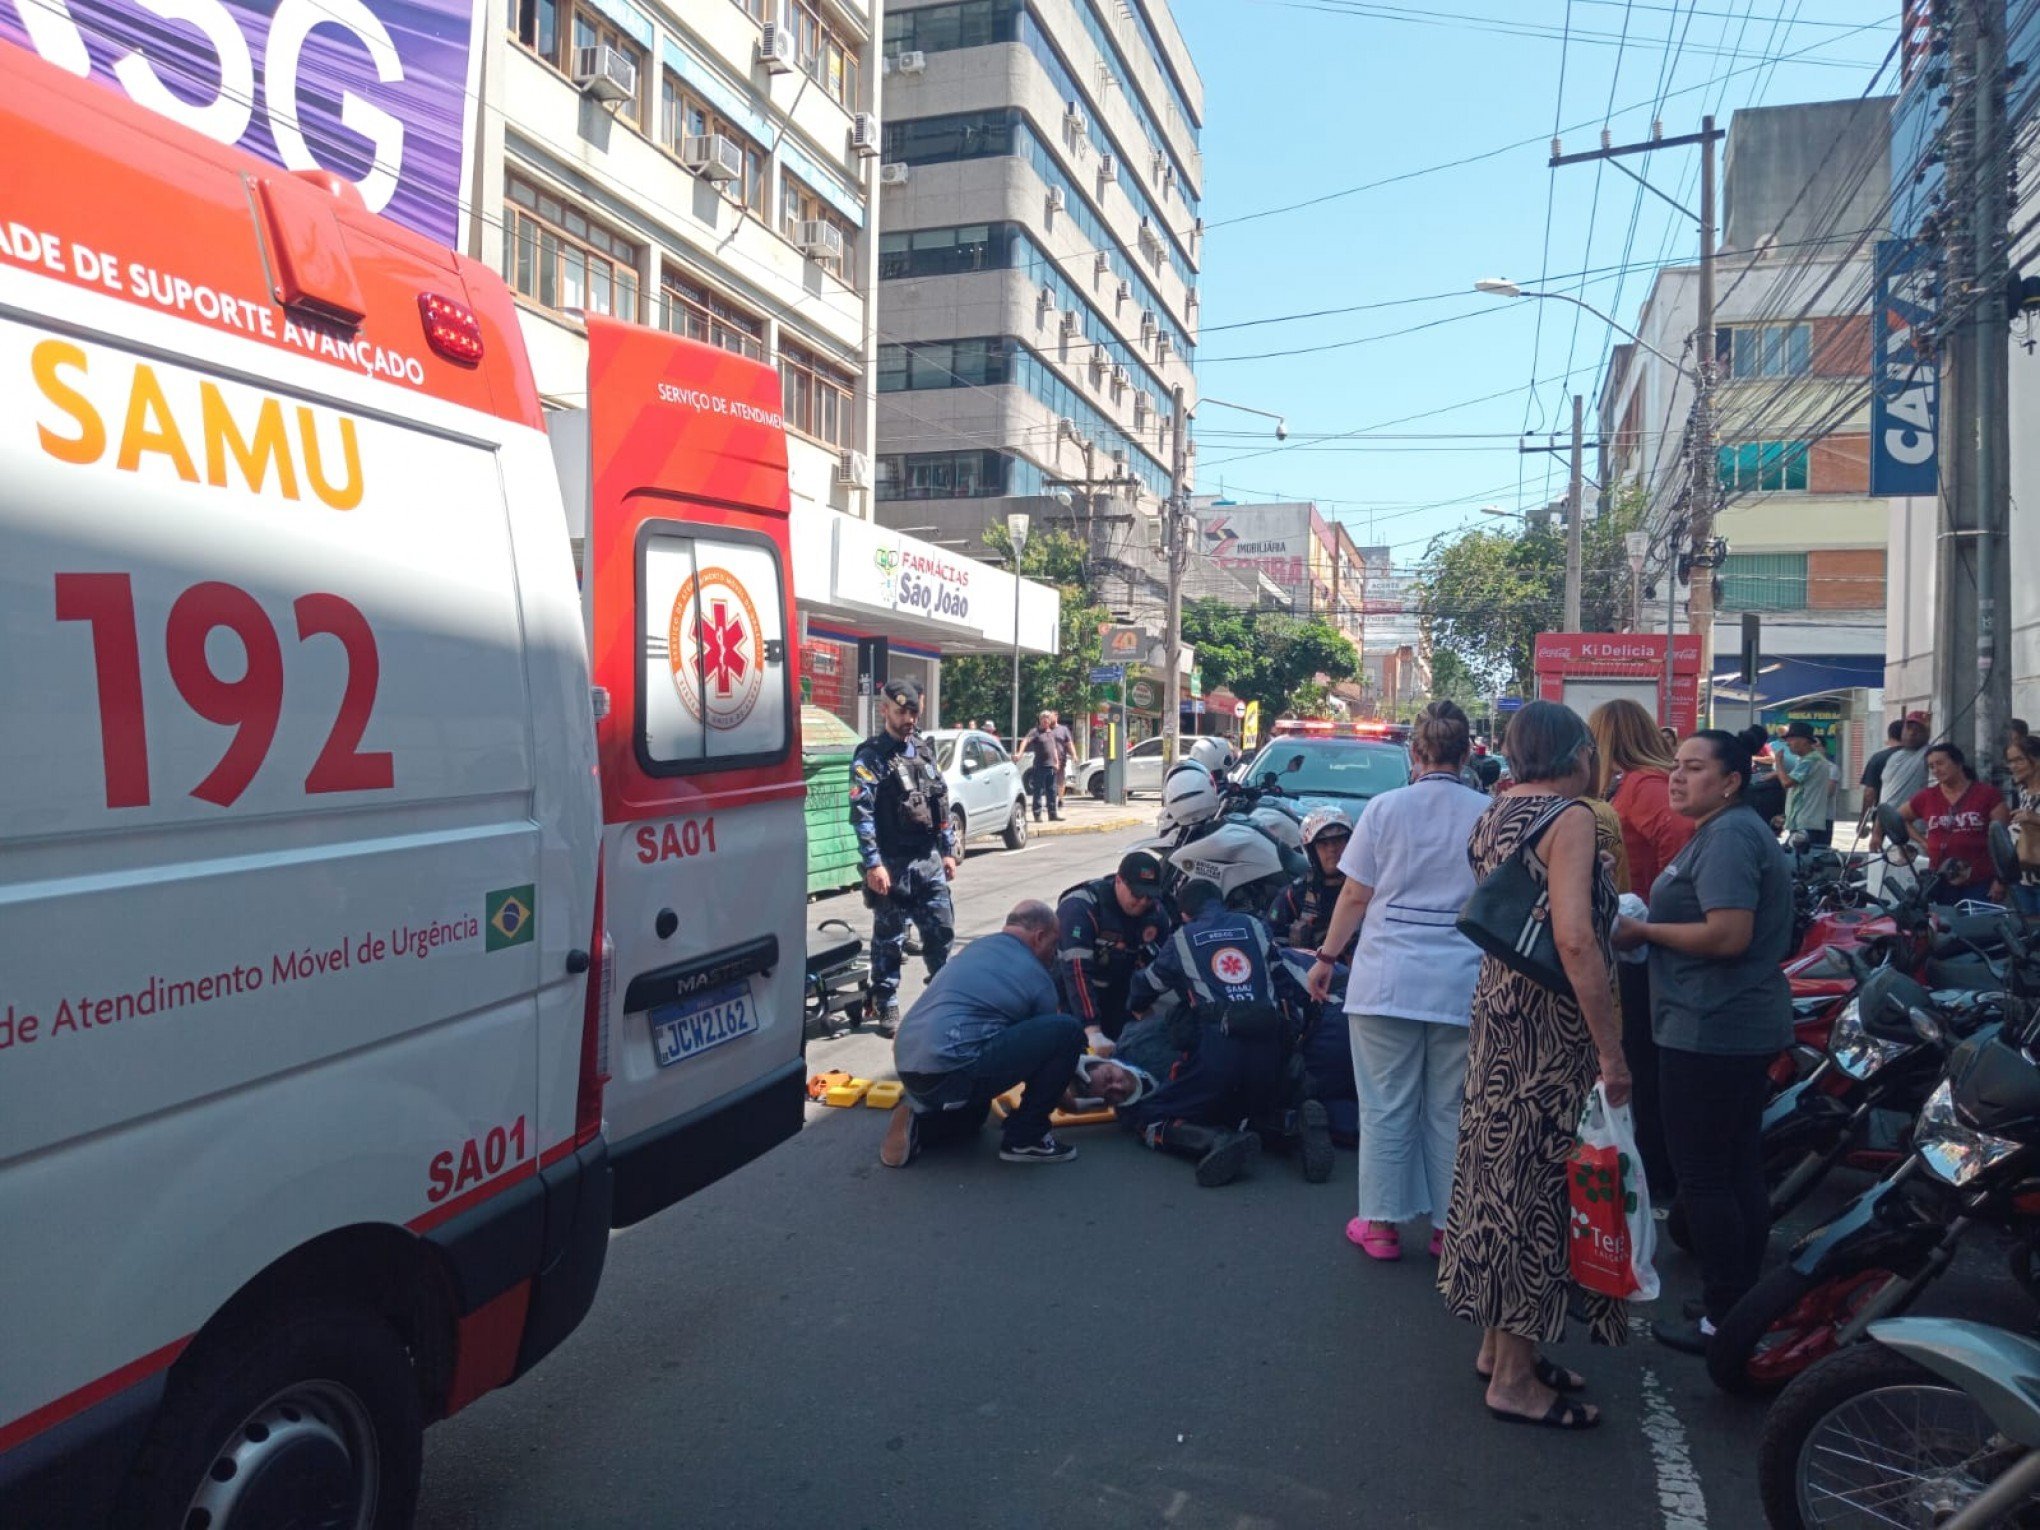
[1076,735,1168,798]
[924,729,1031,850]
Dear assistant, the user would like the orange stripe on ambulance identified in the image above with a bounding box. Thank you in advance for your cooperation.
[30,336,364,508]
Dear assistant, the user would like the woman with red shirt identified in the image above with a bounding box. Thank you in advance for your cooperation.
[1902,742,2010,905]
[1591,700,1695,1201]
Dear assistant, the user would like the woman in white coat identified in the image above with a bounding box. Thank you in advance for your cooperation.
[1306,700,1490,1260]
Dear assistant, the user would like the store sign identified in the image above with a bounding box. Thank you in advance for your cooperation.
[1127,676,1162,712]
[1197,506,1313,588]
[2,0,489,247]
[833,516,976,630]
[1870,239,1938,497]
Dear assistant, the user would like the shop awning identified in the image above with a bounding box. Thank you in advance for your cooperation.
[1710,653,1885,709]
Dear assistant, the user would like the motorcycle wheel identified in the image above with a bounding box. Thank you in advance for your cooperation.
[1758,1342,2025,1530]
[1708,1262,1907,1396]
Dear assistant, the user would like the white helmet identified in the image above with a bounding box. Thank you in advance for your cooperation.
[1157,766,1222,832]
[1166,820,1290,902]
[1300,805,1355,847]
[1185,736,1231,776]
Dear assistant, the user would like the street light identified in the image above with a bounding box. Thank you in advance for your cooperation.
[1006,510,1031,743]
[1472,279,1698,378]
[1198,394,1289,440]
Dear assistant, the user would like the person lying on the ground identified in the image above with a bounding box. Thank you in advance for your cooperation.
[1056,849,1177,1054]
[879,900,1086,1170]
[1061,1053,1159,1112]
[1113,880,1335,1188]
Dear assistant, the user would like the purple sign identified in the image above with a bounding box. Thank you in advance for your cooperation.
[2,0,485,248]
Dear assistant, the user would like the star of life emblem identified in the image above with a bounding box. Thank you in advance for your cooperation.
[1209,946,1252,985]
[669,567,764,730]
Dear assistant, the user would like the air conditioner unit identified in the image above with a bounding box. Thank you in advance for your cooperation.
[1064,101,1086,136]
[1112,364,1129,389]
[1093,252,1109,279]
[1088,351,1106,380]
[759,23,796,73]
[1099,153,1118,184]
[1060,310,1080,337]
[1036,286,1056,319]
[682,133,744,183]
[797,220,845,261]
[896,49,926,73]
[881,53,893,76]
[1115,279,1131,304]
[1139,309,1156,341]
[1047,185,1066,214]
[1156,335,1172,361]
[878,161,911,186]
[573,45,637,104]
[1185,286,1198,311]
[835,449,870,487]
[851,113,881,157]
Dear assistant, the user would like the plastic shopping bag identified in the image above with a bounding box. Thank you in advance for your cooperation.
[1566,1083,1660,1301]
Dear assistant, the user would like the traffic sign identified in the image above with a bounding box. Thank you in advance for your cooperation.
[1497,696,1525,713]
[1089,663,1125,684]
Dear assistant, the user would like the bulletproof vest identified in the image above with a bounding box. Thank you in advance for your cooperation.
[882,746,941,840]
[1290,874,1341,945]
[1060,879,1167,988]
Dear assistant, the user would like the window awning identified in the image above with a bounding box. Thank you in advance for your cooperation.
[1710,653,1885,709]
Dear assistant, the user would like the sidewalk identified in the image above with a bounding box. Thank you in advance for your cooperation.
[1029,792,1152,838]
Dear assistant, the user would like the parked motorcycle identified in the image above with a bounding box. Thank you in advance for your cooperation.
[1708,828,2040,1396]
[1758,1316,2040,1528]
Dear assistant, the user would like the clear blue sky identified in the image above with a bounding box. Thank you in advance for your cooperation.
[1171,0,1897,565]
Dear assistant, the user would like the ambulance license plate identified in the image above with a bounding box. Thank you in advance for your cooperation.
[649,982,754,1068]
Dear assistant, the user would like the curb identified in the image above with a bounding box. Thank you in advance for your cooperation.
[1031,814,1149,838]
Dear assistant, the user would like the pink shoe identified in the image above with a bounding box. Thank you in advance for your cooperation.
[1428,1227,1445,1258]
[1346,1217,1402,1261]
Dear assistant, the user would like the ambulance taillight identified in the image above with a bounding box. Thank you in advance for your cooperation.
[576,876,612,1147]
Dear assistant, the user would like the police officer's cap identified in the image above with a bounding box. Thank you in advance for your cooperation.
[1116,850,1165,897]
[880,677,923,707]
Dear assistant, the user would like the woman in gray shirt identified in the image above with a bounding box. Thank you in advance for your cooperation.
[1612,729,1792,1357]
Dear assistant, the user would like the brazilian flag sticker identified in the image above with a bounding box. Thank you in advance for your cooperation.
[486,885,537,952]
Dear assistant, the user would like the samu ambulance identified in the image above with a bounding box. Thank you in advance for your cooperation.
[0,39,805,1529]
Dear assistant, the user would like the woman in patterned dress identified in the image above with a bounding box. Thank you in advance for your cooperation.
[1437,701,1631,1431]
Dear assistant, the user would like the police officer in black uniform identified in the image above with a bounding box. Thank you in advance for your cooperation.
[1119,879,1333,1187]
[849,677,957,1035]
[1269,805,1355,960]
[1054,850,1176,1053]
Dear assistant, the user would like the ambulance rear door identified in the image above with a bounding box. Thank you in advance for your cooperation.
[581,317,807,1227]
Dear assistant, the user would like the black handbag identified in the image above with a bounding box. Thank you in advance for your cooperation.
[1457,799,1583,998]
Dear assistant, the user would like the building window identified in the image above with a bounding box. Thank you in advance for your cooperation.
[781,342,854,447]
[659,73,766,217]
[509,0,647,128]
[780,176,856,280]
[1717,439,1810,493]
[876,450,1045,500]
[658,271,765,360]
[780,0,861,108]
[504,176,641,321]
[1716,323,1812,379]
[1718,553,1809,611]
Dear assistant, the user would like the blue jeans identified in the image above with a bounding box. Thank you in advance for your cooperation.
[899,1015,1085,1149]
[2013,883,2040,916]
[1025,764,1058,818]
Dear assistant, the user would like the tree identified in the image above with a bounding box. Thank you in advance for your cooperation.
[937,529,1112,732]
[1180,599,1357,715]
[1428,648,1487,710]
[1415,485,1647,697]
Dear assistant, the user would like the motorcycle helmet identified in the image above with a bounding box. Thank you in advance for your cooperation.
[1157,766,1222,833]
[1185,736,1231,777]
[1299,805,1355,848]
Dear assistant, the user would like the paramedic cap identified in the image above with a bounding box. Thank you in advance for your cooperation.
[1117,850,1166,897]
[880,677,923,707]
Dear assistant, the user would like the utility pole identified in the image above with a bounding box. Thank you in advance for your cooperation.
[1662,521,1682,728]
[1563,392,1585,629]
[1162,384,1190,766]
[1552,117,1723,696]
[1933,0,2011,761]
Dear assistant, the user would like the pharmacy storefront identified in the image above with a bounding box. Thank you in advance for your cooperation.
[791,508,1060,733]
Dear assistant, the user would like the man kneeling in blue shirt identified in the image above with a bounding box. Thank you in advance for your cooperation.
[881,900,1087,1168]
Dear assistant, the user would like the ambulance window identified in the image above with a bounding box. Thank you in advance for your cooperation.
[640,529,790,771]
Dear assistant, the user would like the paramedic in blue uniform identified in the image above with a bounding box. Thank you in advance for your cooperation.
[1054,849,1177,1054]
[1117,880,1334,1188]
[849,677,957,1035]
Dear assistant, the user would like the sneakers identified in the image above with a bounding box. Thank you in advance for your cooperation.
[879,1103,920,1168]
[999,1134,1078,1165]
[871,1002,901,1039]
[1299,1099,1334,1184]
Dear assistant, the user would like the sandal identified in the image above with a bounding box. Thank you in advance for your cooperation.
[1487,1396,1600,1430]
[1475,1357,1587,1393]
[1346,1217,1401,1261]
[1428,1227,1445,1258]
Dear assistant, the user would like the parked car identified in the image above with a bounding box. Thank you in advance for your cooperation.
[924,729,1031,850]
[1077,735,1168,798]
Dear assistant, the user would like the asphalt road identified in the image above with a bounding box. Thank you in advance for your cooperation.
[415,824,2029,1530]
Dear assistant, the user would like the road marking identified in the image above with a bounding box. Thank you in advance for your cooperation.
[1638,1362,1708,1529]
